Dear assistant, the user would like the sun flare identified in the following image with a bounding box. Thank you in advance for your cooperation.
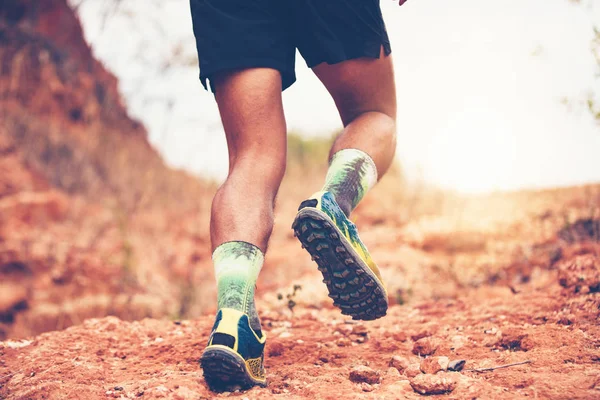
[425,105,518,194]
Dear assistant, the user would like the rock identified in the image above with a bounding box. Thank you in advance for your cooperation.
[355,336,367,344]
[2,340,32,349]
[392,331,408,342]
[351,324,369,336]
[410,330,432,341]
[496,329,534,352]
[448,359,466,372]
[404,363,422,378]
[385,367,401,380]
[410,372,458,395]
[335,325,353,336]
[268,342,285,357]
[389,355,410,373]
[482,329,502,347]
[450,335,467,351]
[349,366,381,384]
[420,356,449,374]
[359,382,374,392]
[412,337,439,356]
[336,337,352,347]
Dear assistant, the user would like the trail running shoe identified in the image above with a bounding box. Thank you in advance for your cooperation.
[292,191,388,320]
[200,308,267,391]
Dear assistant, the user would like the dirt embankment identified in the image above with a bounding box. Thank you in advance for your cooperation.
[0,0,216,340]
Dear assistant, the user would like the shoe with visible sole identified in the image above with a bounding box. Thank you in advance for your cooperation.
[200,308,267,392]
[292,191,388,321]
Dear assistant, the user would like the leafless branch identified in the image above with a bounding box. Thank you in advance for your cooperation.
[466,360,532,373]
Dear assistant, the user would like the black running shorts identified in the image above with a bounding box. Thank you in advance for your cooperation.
[189,0,391,92]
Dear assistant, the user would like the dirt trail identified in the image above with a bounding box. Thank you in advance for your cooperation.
[2,185,600,399]
[1,271,599,399]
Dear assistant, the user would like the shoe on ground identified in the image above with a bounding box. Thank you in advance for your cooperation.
[200,308,267,391]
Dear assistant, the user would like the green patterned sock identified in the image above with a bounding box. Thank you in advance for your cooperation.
[212,241,264,332]
[322,149,378,217]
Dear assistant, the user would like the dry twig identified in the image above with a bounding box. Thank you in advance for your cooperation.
[466,360,532,373]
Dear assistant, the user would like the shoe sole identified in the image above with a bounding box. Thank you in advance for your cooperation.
[200,346,267,392]
[292,207,388,320]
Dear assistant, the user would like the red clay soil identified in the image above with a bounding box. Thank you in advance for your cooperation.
[1,268,599,399]
[2,207,600,399]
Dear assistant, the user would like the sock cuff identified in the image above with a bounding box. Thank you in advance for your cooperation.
[212,241,265,262]
[329,148,378,184]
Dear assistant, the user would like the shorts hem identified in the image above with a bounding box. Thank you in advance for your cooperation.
[305,42,392,69]
[199,59,296,93]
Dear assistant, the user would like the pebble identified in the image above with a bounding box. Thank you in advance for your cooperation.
[349,366,381,384]
[404,363,422,378]
[411,330,432,341]
[448,359,466,372]
[154,386,169,393]
[412,337,439,356]
[450,335,466,351]
[420,356,449,374]
[359,382,374,392]
[268,342,285,357]
[410,372,458,395]
[336,325,353,336]
[496,329,534,352]
[392,331,408,342]
[385,367,401,379]
[2,340,32,349]
[351,324,369,336]
[389,355,410,373]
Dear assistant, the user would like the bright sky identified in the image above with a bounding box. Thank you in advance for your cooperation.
[75,0,600,193]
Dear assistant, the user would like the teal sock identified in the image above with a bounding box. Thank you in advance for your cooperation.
[212,241,264,332]
[322,149,378,216]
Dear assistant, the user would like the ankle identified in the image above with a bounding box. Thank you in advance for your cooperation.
[213,241,264,332]
[322,149,378,216]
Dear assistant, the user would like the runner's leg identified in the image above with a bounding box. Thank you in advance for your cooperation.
[314,47,397,215]
[210,68,286,252]
[190,0,292,389]
[210,68,286,332]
